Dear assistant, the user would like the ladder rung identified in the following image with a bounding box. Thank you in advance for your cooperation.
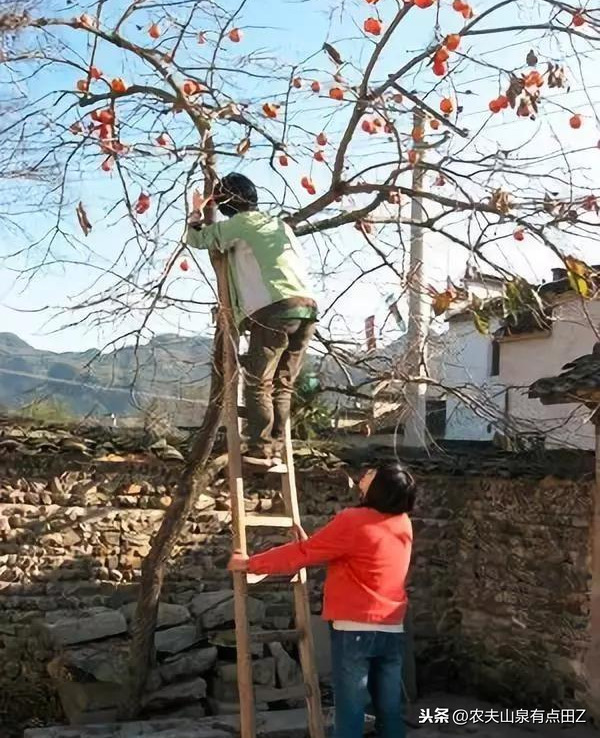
[251,628,303,644]
[241,458,289,475]
[266,463,288,475]
[245,515,294,528]
[246,573,269,585]
[237,405,247,418]
[246,572,301,585]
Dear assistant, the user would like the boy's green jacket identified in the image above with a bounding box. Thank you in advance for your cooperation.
[187,211,317,327]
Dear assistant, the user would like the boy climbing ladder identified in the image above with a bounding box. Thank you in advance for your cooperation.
[191,173,325,738]
[186,173,318,471]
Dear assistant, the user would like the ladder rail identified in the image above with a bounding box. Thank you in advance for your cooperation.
[215,254,256,738]
[281,420,326,738]
[219,294,324,737]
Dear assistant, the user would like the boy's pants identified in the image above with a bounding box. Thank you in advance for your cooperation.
[244,314,316,458]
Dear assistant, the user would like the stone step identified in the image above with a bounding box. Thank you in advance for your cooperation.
[24,708,333,738]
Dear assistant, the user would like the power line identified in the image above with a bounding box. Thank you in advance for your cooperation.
[0,366,207,405]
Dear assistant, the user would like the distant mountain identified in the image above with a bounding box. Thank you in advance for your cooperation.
[0,332,214,422]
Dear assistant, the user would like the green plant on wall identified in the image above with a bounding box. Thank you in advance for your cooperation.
[291,371,332,440]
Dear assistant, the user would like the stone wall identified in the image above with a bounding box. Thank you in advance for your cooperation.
[0,441,595,735]
[410,474,592,708]
[0,450,349,736]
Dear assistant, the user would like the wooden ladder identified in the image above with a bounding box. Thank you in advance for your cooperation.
[220,338,325,738]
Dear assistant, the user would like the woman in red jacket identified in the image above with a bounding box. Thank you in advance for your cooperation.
[228,462,415,738]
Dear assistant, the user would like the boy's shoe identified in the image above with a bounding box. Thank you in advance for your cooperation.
[266,456,287,474]
[242,453,273,468]
[242,453,287,474]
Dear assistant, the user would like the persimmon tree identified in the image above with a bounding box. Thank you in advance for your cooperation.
[3,0,600,714]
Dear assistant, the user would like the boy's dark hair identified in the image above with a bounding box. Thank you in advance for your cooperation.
[215,173,258,217]
[361,462,416,515]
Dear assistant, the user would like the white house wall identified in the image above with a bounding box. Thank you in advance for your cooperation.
[441,316,504,442]
[498,298,600,450]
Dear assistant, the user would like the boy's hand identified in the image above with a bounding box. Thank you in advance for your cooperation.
[189,189,210,229]
[228,551,249,572]
[192,189,205,211]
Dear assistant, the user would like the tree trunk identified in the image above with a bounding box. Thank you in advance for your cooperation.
[124,147,228,718]
[123,322,226,717]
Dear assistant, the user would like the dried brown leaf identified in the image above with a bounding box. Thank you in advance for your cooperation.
[323,42,343,66]
[489,188,513,215]
[526,49,538,67]
[236,137,250,156]
[76,202,92,236]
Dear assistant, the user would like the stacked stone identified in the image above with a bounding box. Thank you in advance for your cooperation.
[37,590,310,725]
[0,454,339,733]
[409,475,592,707]
[0,424,594,732]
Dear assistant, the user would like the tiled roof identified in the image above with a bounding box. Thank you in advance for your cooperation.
[0,415,595,480]
[449,272,596,334]
[495,307,551,339]
[338,439,594,479]
[0,417,186,462]
[0,416,348,473]
[529,343,600,404]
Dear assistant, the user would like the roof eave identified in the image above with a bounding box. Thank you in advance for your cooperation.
[529,389,600,405]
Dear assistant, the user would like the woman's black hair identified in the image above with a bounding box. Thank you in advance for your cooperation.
[214,173,258,217]
[361,462,416,515]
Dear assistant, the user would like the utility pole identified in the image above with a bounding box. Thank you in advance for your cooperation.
[403,108,429,449]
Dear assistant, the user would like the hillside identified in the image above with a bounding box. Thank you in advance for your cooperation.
[0,332,213,422]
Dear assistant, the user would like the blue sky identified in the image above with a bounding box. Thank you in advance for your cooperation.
[1,0,600,353]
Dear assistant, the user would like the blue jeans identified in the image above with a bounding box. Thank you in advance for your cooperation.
[330,628,405,738]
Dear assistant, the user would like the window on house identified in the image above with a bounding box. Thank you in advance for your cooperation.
[491,340,500,376]
[426,400,447,438]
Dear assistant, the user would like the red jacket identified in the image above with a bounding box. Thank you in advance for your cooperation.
[248,507,412,625]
